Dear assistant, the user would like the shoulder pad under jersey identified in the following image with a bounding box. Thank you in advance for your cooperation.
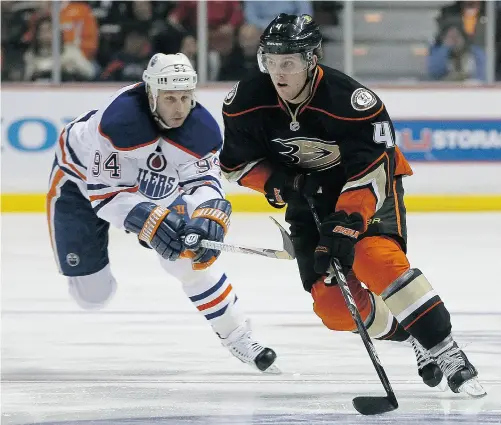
[99,84,159,151]
[166,103,222,159]
[222,72,279,117]
[311,65,385,121]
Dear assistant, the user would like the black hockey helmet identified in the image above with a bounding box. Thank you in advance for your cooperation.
[258,13,323,70]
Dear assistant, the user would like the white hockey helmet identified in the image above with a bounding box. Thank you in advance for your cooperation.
[142,53,198,113]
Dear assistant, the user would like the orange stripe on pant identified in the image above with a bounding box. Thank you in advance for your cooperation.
[311,272,372,332]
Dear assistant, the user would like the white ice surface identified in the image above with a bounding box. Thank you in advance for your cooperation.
[2,213,501,425]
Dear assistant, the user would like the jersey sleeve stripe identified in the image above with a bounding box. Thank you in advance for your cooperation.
[65,124,86,169]
[58,130,87,181]
[221,161,248,172]
[340,158,389,212]
[305,104,384,121]
[184,183,224,199]
[89,185,138,202]
[179,175,223,189]
[92,193,119,214]
[98,124,160,151]
[222,105,280,118]
[222,159,265,184]
[87,183,134,191]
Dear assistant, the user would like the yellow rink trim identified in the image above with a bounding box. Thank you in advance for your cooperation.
[2,193,501,213]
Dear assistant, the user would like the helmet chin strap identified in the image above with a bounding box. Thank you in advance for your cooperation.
[290,75,311,102]
[153,112,172,130]
[289,64,315,102]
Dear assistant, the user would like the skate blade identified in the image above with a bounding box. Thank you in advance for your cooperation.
[437,378,449,392]
[261,364,282,375]
[457,378,487,398]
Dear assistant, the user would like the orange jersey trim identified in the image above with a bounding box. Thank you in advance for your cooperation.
[98,124,159,152]
[393,180,402,237]
[305,104,385,121]
[239,162,273,193]
[165,137,203,159]
[336,188,377,230]
[223,105,281,118]
[395,146,413,176]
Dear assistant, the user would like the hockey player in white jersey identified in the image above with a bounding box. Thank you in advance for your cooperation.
[46,53,279,374]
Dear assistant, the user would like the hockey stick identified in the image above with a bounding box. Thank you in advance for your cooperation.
[305,196,398,415]
[197,217,295,260]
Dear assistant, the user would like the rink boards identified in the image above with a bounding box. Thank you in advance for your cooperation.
[1,85,501,212]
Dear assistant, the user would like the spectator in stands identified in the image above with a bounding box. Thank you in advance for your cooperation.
[428,21,486,82]
[60,1,99,62]
[436,1,486,47]
[496,1,501,80]
[218,22,260,80]
[312,1,343,26]
[23,14,95,82]
[242,1,313,31]
[168,1,243,78]
[100,28,151,81]
[132,1,196,62]
[1,1,43,81]
[232,1,314,81]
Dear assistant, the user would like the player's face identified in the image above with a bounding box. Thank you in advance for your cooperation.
[156,90,194,128]
[265,54,311,102]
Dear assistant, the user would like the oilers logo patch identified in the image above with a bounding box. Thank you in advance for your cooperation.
[223,82,239,105]
[351,88,377,111]
[137,150,177,200]
[147,151,167,172]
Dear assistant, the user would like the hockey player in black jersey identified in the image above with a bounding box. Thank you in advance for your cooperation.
[220,13,485,397]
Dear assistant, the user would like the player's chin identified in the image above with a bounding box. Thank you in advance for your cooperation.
[275,84,291,98]
[167,117,187,128]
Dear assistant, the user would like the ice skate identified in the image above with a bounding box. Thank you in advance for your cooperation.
[434,339,486,398]
[410,337,446,390]
[221,320,280,374]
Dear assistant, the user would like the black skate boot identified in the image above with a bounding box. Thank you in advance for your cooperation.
[433,338,486,397]
[410,337,444,388]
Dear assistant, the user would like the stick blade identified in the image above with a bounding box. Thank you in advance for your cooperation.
[269,216,295,259]
[352,396,398,416]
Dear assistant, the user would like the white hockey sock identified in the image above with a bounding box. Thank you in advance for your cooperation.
[183,273,245,339]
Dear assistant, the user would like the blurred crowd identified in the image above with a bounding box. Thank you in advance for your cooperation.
[0,0,341,82]
[1,0,500,83]
[427,1,501,82]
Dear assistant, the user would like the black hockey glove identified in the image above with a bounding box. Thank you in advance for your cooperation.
[314,211,364,277]
[124,202,186,261]
[264,170,321,208]
[182,199,231,270]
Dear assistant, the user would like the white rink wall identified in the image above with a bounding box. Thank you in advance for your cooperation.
[1,85,501,195]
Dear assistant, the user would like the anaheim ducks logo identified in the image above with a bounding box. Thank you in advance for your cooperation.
[272,137,341,171]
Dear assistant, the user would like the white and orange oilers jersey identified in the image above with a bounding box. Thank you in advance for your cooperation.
[52,83,225,229]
